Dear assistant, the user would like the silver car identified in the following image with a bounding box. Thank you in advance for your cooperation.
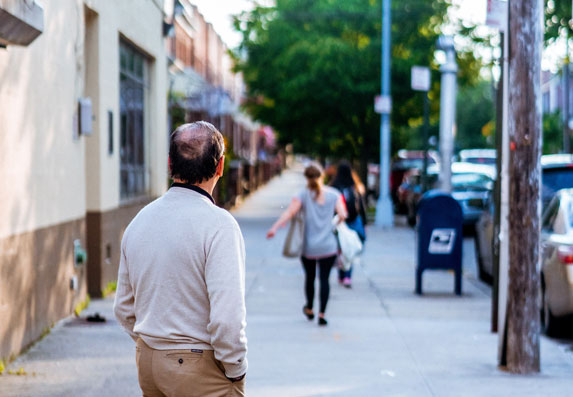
[541,189,573,335]
[475,154,573,283]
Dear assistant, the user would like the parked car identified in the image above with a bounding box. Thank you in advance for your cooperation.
[540,189,573,335]
[458,149,496,166]
[474,154,573,284]
[391,150,438,213]
[541,154,573,208]
[401,162,495,227]
[397,170,437,225]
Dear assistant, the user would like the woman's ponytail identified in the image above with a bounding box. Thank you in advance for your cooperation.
[304,163,323,200]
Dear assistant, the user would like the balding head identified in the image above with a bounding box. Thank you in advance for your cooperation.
[169,121,225,184]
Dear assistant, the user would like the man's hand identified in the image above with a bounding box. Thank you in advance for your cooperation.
[266,228,276,239]
[226,373,246,383]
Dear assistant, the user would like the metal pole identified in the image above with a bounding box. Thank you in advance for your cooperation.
[498,23,510,367]
[422,92,430,192]
[437,36,457,193]
[375,0,394,227]
[564,36,570,153]
[492,31,504,334]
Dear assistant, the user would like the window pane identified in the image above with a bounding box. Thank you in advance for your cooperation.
[120,42,147,200]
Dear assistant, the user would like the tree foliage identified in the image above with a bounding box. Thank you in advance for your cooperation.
[232,0,482,164]
[543,111,564,154]
[456,81,495,150]
[545,0,572,43]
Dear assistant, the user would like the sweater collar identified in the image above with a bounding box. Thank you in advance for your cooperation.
[171,183,215,204]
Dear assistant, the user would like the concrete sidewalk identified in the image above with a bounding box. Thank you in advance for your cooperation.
[1,166,572,396]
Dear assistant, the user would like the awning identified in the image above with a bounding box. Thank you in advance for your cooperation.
[0,0,44,47]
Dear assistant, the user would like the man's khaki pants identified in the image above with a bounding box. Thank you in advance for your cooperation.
[136,338,245,397]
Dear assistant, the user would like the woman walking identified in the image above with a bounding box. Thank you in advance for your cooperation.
[331,161,368,288]
[267,163,347,326]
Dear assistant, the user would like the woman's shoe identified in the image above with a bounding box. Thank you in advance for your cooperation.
[318,317,328,326]
[303,306,314,320]
[342,277,352,288]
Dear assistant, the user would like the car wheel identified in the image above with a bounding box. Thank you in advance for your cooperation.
[541,281,558,337]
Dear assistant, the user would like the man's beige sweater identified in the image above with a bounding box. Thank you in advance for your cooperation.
[113,186,247,378]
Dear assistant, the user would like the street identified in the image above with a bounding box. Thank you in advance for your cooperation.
[1,166,572,397]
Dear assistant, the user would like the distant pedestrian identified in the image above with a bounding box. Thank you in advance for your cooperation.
[331,161,368,288]
[114,121,247,397]
[267,163,347,326]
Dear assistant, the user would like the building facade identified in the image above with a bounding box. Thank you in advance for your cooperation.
[0,0,168,360]
[166,0,280,207]
[0,0,281,362]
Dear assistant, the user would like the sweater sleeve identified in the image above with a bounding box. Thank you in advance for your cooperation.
[113,238,138,342]
[205,223,248,378]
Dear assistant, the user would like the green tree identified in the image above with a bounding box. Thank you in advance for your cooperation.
[232,0,480,172]
[545,0,572,43]
[543,111,564,154]
[455,80,495,150]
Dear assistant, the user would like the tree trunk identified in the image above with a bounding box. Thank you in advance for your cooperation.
[505,0,542,374]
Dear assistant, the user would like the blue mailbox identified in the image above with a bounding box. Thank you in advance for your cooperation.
[416,190,463,295]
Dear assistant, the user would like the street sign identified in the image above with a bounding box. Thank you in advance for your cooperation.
[411,66,431,92]
[375,95,392,114]
[486,0,508,32]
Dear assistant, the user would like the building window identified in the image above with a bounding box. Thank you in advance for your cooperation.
[120,41,148,200]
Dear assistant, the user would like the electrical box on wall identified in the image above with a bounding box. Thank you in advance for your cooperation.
[78,97,93,136]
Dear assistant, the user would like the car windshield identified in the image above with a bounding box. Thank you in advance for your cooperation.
[542,168,573,199]
[463,157,496,165]
[451,173,492,191]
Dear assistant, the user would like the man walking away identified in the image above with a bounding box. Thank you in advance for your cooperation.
[114,121,247,397]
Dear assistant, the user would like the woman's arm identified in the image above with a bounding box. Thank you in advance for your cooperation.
[266,198,302,238]
[335,194,348,222]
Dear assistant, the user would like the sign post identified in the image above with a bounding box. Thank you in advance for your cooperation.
[436,36,457,193]
[411,66,431,192]
[375,0,394,228]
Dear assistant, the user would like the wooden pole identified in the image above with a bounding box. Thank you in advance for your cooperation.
[505,0,542,373]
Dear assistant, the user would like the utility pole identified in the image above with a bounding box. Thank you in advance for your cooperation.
[436,36,457,193]
[375,0,393,227]
[503,0,542,373]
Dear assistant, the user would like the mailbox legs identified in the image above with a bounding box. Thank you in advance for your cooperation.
[415,268,423,295]
[415,267,463,296]
[455,268,462,296]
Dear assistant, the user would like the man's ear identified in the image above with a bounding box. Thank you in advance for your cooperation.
[168,156,172,173]
[216,156,225,177]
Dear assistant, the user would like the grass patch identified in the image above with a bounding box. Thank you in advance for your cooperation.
[0,322,55,376]
[7,367,26,376]
[102,280,117,298]
[74,294,91,317]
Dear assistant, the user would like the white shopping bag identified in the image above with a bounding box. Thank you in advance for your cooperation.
[332,215,363,270]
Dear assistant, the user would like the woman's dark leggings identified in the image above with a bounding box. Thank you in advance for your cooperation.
[301,255,337,314]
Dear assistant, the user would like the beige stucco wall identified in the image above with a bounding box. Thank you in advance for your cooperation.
[0,1,87,240]
[0,0,168,238]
